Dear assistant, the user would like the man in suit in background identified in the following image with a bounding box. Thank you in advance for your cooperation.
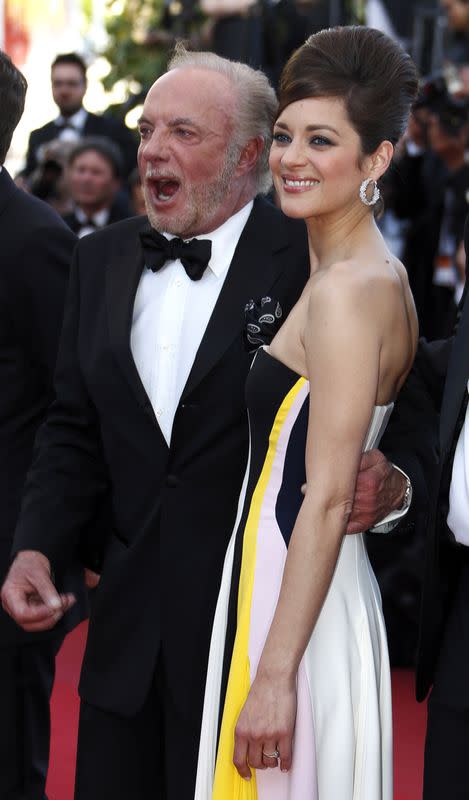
[0,50,87,800]
[62,137,131,238]
[2,48,309,799]
[22,52,137,182]
[344,236,469,798]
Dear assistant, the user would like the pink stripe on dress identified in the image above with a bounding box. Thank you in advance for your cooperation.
[247,381,318,800]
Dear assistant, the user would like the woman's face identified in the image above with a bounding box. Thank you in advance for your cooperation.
[269,96,369,223]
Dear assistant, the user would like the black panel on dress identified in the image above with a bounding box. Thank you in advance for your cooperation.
[275,395,308,548]
[219,347,302,735]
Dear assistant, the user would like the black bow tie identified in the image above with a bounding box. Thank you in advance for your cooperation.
[139,228,212,281]
[56,120,77,131]
[74,215,98,232]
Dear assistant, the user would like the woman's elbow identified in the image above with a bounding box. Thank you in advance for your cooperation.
[302,490,354,529]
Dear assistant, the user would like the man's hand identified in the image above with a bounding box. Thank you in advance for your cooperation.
[1,550,76,632]
[346,449,407,534]
[84,568,101,590]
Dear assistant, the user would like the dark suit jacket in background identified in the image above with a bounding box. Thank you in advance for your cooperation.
[23,111,138,180]
[415,307,469,703]
[0,167,88,643]
[62,195,132,236]
[13,197,309,719]
[379,223,469,702]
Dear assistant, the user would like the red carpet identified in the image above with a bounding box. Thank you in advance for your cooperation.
[46,623,426,799]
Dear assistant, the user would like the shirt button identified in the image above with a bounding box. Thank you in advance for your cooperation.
[156,408,163,417]
[175,279,182,287]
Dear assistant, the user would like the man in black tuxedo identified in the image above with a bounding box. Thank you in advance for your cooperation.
[2,49,309,799]
[22,52,137,181]
[0,50,87,799]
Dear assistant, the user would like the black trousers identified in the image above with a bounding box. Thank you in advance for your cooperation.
[74,652,204,800]
[0,635,64,800]
[423,560,469,800]
[424,699,469,799]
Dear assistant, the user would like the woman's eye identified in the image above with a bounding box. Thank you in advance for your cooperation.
[273,132,291,144]
[310,135,331,146]
[139,127,151,139]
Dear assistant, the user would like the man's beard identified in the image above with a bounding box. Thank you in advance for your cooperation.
[59,103,82,118]
[145,144,241,237]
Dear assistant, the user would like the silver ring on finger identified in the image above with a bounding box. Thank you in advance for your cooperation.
[262,749,280,760]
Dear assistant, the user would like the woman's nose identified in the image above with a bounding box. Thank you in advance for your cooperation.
[281,139,307,167]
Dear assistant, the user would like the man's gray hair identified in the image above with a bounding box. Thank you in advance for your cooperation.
[168,45,278,195]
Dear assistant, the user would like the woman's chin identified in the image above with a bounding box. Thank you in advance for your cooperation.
[278,200,313,220]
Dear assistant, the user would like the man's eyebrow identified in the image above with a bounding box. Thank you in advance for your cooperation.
[168,117,199,128]
[136,116,200,128]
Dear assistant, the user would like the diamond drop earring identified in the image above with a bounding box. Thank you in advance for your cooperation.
[359,178,380,206]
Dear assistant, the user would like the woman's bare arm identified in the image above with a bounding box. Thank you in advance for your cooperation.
[233,265,401,778]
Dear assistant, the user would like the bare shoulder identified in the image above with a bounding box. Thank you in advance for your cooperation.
[307,258,398,317]
[306,254,418,356]
[392,257,410,284]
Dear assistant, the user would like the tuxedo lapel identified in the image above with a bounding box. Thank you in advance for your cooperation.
[105,218,167,443]
[440,300,469,452]
[181,199,290,402]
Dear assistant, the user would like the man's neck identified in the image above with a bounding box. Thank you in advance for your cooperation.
[59,106,85,121]
[188,187,256,238]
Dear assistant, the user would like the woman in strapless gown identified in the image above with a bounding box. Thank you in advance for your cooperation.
[195,26,419,800]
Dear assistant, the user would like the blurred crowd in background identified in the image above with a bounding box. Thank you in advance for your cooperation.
[7,0,469,669]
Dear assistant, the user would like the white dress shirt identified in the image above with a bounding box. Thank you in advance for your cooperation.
[55,108,88,142]
[131,201,253,445]
[74,206,110,238]
[447,381,469,544]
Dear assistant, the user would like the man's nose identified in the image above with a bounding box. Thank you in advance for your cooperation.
[140,130,170,162]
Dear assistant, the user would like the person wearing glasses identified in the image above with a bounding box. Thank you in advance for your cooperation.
[22,52,137,182]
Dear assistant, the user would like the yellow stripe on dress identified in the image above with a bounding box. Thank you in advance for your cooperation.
[212,376,307,800]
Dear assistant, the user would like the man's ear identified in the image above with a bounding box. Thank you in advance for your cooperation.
[236,136,264,176]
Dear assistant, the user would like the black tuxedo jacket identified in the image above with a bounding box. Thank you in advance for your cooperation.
[415,303,469,702]
[0,168,87,644]
[24,111,138,179]
[381,238,469,701]
[13,198,310,716]
[62,196,132,236]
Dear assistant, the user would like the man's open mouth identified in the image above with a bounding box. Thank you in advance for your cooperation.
[149,177,181,202]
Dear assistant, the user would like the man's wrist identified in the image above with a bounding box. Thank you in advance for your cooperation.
[12,549,53,576]
[395,469,412,513]
[369,465,412,534]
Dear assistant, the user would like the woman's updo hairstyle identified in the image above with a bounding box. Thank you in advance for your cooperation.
[277,26,419,156]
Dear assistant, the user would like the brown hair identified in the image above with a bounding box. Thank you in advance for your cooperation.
[278,26,419,156]
[67,136,123,179]
[0,50,27,164]
[52,52,87,81]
